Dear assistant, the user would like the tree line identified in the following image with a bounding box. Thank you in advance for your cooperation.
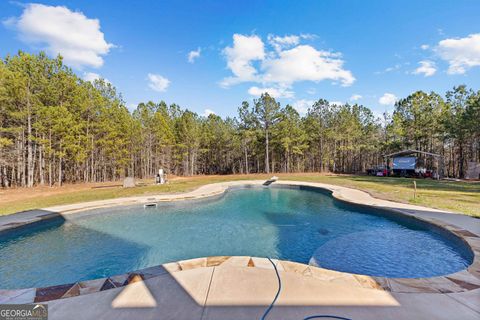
[0,52,479,187]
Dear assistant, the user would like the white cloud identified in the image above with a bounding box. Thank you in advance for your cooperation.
[420,44,429,50]
[375,64,401,74]
[262,45,355,87]
[83,72,101,82]
[220,34,265,87]
[299,33,317,40]
[330,101,343,106]
[188,48,201,63]
[386,65,400,72]
[83,72,110,83]
[378,93,397,106]
[247,86,294,98]
[267,34,300,52]
[4,3,113,69]
[436,33,480,74]
[372,109,389,121]
[413,60,437,77]
[292,99,314,115]
[221,34,355,92]
[203,108,215,117]
[350,94,362,101]
[147,73,170,92]
[127,102,139,110]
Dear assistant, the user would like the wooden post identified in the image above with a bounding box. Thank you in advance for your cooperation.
[413,180,417,199]
[439,156,444,180]
[384,156,388,176]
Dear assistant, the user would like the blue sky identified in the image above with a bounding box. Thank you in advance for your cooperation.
[1,1,479,118]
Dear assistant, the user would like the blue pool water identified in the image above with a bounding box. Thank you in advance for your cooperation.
[0,186,473,289]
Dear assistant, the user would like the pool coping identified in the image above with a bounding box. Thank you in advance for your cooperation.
[0,180,479,303]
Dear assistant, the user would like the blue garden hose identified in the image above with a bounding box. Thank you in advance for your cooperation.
[260,258,352,320]
[260,258,282,320]
[303,316,352,320]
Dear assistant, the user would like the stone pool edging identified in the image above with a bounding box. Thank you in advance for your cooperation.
[0,180,479,303]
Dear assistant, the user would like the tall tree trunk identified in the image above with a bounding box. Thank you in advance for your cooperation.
[58,155,62,186]
[39,138,45,185]
[458,143,464,178]
[244,144,249,174]
[265,128,270,173]
[190,150,195,176]
[22,130,26,187]
[26,83,34,188]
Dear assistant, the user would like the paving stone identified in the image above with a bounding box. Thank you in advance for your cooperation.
[78,278,107,295]
[391,291,480,320]
[447,288,480,314]
[61,283,80,298]
[138,265,169,278]
[109,274,129,286]
[207,256,230,267]
[275,270,399,307]
[162,262,181,273]
[353,275,385,290]
[456,230,479,238]
[302,266,313,277]
[446,270,480,291]
[309,266,350,281]
[467,260,480,278]
[446,277,480,291]
[466,236,480,251]
[205,266,278,306]
[49,268,213,320]
[220,256,251,268]
[123,273,144,286]
[388,278,441,293]
[0,288,36,304]
[178,257,207,270]
[35,283,76,302]
[100,278,118,291]
[372,277,392,291]
[111,279,157,308]
[280,260,309,275]
[251,257,284,270]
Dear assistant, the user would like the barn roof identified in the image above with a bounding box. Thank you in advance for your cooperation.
[384,149,443,158]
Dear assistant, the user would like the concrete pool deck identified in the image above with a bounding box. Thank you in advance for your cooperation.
[0,180,479,319]
[44,257,480,320]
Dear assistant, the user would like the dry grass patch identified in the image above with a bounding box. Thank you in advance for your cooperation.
[0,173,478,218]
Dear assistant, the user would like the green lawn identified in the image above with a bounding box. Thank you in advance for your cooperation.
[1,174,478,218]
[280,174,480,218]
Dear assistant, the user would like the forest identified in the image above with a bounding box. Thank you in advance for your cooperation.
[0,52,479,187]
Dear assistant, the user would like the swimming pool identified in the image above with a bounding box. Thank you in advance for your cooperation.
[0,185,473,289]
